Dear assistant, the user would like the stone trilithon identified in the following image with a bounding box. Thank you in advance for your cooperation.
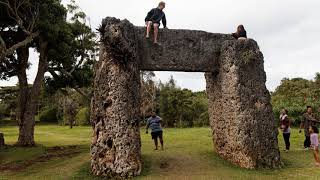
[90,17,281,178]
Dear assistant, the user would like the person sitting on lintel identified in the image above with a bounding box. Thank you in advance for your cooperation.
[232,25,247,40]
[145,1,167,45]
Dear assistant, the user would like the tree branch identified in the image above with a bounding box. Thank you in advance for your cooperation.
[0,31,39,61]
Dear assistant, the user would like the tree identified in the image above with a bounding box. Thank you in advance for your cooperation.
[0,86,19,119]
[271,73,320,125]
[0,0,40,61]
[140,71,156,119]
[0,0,96,146]
[45,0,97,101]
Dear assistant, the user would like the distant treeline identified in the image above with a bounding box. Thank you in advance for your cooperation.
[1,72,319,127]
[271,73,320,126]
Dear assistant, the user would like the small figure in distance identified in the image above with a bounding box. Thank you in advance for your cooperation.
[146,112,164,150]
[309,125,320,166]
[145,1,167,45]
[232,25,247,40]
[279,109,291,152]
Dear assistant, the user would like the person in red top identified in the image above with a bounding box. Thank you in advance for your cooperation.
[279,109,291,152]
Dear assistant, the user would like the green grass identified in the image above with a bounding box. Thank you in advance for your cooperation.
[0,126,320,180]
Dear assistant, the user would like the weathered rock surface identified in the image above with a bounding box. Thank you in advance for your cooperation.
[91,17,141,179]
[135,28,234,72]
[91,17,281,178]
[205,40,281,168]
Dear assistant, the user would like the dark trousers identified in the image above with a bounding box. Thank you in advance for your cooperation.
[283,133,290,150]
[304,135,311,148]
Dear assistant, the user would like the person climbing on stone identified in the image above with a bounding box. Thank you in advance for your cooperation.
[300,106,320,150]
[279,109,291,152]
[146,112,164,150]
[145,1,167,45]
[232,25,247,40]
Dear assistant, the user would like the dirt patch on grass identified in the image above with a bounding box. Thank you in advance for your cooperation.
[0,145,81,172]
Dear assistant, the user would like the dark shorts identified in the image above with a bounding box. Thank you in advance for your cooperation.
[151,131,163,140]
[146,21,160,26]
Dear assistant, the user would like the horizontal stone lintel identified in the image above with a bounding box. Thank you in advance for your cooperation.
[135,27,234,72]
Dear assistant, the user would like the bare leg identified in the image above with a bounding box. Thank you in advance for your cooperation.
[314,149,320,164]
[153,23,159,43]
[159,136,164,150]
[154,138,158,150]
[146,21,152,38]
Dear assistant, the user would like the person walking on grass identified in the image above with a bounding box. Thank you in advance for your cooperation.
[309,126,320,166]
[145,1,167,45]
[280,109,291,152]
[146,112,164,150]
[300,106,320,150]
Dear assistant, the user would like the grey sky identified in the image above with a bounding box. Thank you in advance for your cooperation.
[1,0,319,92]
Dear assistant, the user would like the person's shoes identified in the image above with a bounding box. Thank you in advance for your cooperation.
[284,149,289,153]
[153,42,161,46]
[304,147,309,151]
[146,35,150,39]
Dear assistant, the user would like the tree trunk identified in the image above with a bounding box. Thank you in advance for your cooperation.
[0,133,5,148]
[16,40,48,146]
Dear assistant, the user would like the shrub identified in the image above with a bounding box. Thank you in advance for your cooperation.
[39,107,58,123]
[0,103,10,119]
[75,107,90,126]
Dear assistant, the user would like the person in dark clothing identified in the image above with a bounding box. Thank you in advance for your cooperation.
[232,25,247,39]
[145,1,167,45]
[279,109,291,152]
[300,106,320,150]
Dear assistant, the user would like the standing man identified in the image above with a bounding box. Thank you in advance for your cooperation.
[300,106,320,150]
[146,112,164,150]
[145,1,167,45]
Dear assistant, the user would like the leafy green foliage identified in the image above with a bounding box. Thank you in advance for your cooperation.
[272,74,320,126]
[75,107,90,126]
[38,107,58,123]
[156,76,209,127]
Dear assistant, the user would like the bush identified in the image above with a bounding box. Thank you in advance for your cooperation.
[75,107,90,126]
[39,107,58,123]
[0,103,10,119]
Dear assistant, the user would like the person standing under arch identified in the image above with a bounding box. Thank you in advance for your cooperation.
[146,112,164,150]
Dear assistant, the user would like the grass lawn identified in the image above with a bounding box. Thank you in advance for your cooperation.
[0,125,320,180]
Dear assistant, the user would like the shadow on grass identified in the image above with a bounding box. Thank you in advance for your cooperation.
[0,144,89,172]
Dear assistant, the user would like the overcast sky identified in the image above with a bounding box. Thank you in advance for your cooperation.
[1,0,319,92]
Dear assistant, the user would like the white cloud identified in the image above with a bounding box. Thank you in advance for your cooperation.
[1,0,319,92]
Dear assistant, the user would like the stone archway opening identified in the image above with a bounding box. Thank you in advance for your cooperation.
[140,71,207,128]
[90,17,281,178]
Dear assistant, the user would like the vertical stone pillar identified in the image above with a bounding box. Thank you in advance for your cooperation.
[90,17,141,178]
[205,39,281,168]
